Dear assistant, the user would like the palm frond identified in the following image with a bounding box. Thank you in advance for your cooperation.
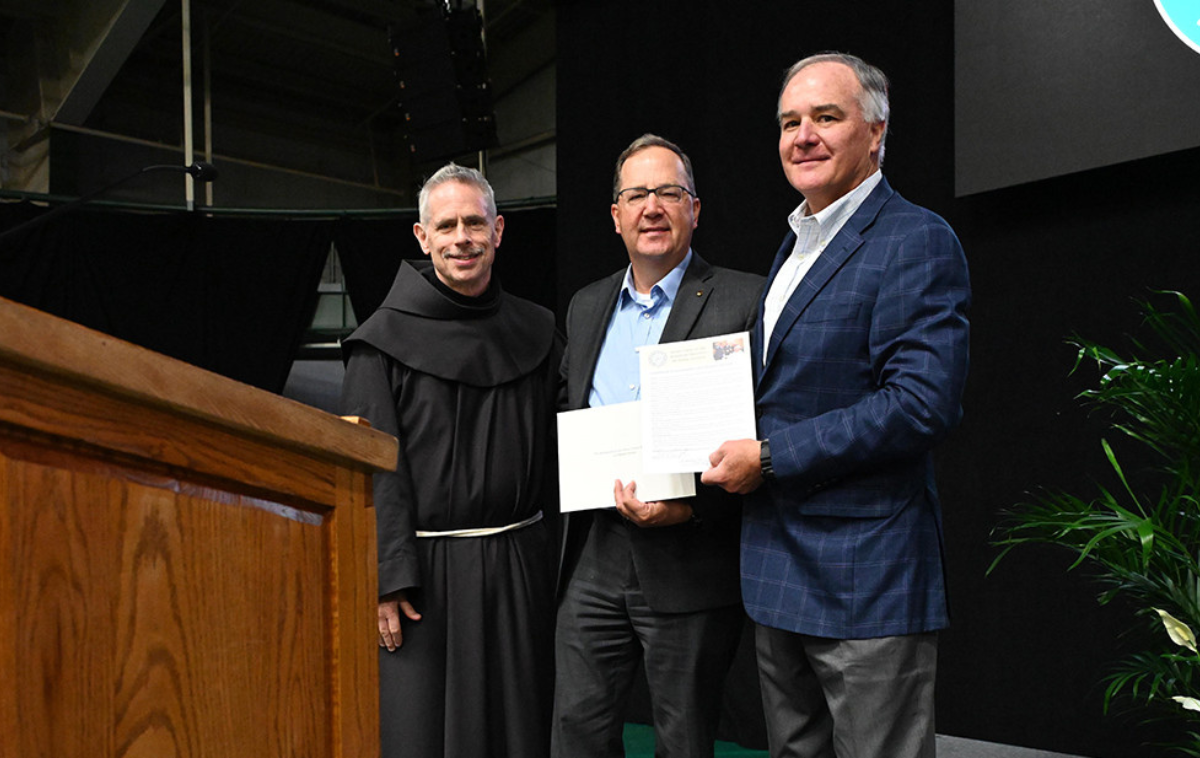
[994,292,1200,753]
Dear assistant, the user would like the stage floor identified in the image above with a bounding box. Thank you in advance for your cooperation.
[623,724,1088,757]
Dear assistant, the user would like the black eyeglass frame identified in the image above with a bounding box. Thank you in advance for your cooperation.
[614,184,696,204]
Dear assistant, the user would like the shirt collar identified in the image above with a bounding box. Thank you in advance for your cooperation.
[787,170,883,236]
[619,248,693,307]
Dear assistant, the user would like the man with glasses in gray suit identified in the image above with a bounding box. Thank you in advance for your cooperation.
[552,134,763,758]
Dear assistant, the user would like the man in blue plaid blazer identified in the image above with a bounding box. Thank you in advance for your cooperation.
[704,53,970,758]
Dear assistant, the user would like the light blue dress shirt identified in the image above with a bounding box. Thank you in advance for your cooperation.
[588,250,692,408]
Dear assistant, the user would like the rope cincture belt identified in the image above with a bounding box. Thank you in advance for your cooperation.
[415,510,543,538]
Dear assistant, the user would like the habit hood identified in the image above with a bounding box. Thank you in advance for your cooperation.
[341,259,556,387]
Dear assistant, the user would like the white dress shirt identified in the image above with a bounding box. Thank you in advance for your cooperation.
[762,171,883,353]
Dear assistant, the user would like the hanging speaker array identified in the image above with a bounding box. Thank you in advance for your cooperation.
[389,6,498,163]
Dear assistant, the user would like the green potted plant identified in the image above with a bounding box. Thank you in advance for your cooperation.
[991,291,1200,755]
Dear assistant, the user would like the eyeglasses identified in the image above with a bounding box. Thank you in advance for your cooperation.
[615,184,694,206]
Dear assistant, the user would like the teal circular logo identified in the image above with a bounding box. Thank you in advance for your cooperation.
[1155,0,1200,54]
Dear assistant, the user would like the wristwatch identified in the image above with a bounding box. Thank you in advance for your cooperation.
[759,439,775,482]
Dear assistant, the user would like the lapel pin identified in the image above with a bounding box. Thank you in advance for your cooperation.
[696,290,703,297]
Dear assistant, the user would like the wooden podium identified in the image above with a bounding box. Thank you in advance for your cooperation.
[0,297,396,758]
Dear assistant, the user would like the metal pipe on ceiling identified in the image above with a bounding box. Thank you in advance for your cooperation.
[181,0,196,210]
[477,0,487,177]
[203,9,215,207]
[1,117,408,198]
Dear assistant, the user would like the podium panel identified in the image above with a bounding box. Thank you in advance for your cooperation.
[0,297,396,758]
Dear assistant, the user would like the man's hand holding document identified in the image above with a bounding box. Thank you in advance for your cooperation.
[557,331,757,512]
[556,401,695,512]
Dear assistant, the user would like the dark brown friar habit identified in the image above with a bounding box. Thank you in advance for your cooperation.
[341,259,560,758]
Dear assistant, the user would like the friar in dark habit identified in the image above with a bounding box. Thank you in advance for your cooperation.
[340,163,561,758]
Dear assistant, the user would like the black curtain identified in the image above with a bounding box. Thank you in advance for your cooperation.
[0,202,333,393]
[0,202,560,392]
[334,213,424,324]
[335,206,559,322]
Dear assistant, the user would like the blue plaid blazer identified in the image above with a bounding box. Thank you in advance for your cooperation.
[743,177,971,639]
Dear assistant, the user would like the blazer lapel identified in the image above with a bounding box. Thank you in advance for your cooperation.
[754,236,794,377]
[569,271,623,410]
[661,252,714,344]
[571,251,715,407]
[761,179,895,375]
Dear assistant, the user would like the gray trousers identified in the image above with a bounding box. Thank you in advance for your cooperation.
[755,624,938,758]
[551,514,743,758]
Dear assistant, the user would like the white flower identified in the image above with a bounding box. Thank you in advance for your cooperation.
[1155,608,1198,652]
[1173,696,1200,713]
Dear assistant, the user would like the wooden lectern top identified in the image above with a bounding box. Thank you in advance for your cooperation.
[0,295,397,478]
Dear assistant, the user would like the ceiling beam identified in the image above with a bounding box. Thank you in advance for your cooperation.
[213,0,394,64]
[226,13,391,69]
[289,0,413,27]
[55,0,170,124]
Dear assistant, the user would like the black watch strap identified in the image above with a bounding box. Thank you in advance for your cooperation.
[759,439,775,482]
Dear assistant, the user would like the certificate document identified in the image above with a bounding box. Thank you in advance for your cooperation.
[556,401,696,512]
[638,331,757,473]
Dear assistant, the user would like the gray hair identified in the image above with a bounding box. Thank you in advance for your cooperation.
[417,163,497,224]
[778,52,889,164]
[612,133,697,202]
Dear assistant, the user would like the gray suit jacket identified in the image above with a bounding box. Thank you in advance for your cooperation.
[559,252,763,613]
